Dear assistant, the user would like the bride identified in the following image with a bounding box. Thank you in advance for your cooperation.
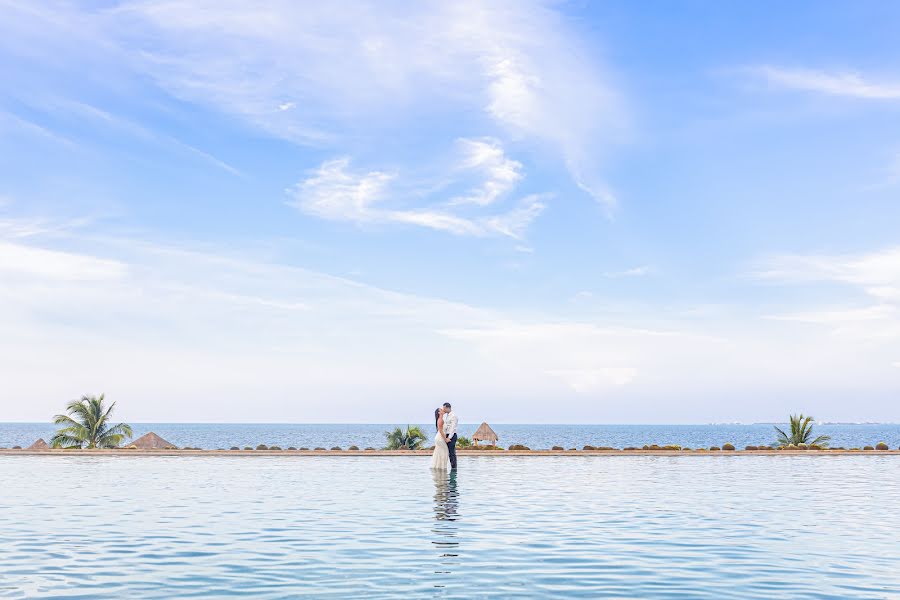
[431,408,449,469]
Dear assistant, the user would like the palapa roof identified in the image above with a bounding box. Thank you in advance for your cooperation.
[472,422,498,442]
[129,432,176,449]
[28,438,49,450]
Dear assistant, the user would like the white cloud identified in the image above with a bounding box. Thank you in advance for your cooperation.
[0,241,127,281]
[3,225,900,422]
[603,265,652,278]
[755,247,900,302]
[450,138,522,206]
[104,0,623,206]
[747,66,900,100]
[288,156,545,239]
[754,247,900,345]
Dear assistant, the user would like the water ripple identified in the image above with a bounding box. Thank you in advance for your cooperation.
[0,456,898,598]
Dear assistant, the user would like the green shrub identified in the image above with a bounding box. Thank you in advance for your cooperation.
[469,445,503,451]
[256,444,268,450]
[583,445,596,451]
[864,445,874,450]
[243,446,253,450]
[552,446,564,451]
[314,447,326,451]
[299,447,309,451]
[230,446,240,450]
[269,446,282,451]
[875,442,889,451]
[287,446,297,450]
[662,445,682,451]
[331,446,342,451]
[348,445,359,450]
[456,436,472,448]
[365,447,376,451]
[623,447,638,451]
[709,446,721,451]
[745,445,758,451]
[509,444,530,450]
[722,443,735,451]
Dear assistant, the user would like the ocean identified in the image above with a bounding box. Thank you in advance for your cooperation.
[2,422,898,450]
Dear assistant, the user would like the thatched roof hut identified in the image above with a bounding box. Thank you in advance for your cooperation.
[130,432,176,449]
[28,438,49,450]
[472,422,498,446]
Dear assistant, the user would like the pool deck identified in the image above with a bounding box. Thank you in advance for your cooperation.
[2,448,898,456]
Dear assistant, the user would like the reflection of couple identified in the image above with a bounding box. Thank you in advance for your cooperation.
[431,402,458,470]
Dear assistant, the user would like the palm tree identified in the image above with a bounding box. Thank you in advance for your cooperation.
[772,414,830,448]
[50,394,133,449]
[384,425,426,450]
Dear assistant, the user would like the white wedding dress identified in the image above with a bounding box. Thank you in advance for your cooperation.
[431,429,449,470]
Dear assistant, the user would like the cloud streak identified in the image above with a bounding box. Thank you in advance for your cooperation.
[288,156,546,239]
[747,66,900,100]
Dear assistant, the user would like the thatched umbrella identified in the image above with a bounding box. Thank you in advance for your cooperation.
[472,422,498,446]
[130,432,176,449]
[27,438,49,450]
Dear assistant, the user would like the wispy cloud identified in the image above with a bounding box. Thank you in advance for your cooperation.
[288,156,546,239]
[450,138,522,206]
[746,66,900,99]
[603,265,652,278]
[0,241,127,281]
[107,0,624,207]
[754,247,900,342]
[754,247,900,302]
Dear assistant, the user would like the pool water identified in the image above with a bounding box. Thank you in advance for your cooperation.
[1,455,898,598]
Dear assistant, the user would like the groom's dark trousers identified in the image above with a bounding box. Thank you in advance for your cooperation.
[448,434,458,469]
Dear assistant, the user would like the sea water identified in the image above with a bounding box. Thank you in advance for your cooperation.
[1,455,898,598]
[2,422,898,450]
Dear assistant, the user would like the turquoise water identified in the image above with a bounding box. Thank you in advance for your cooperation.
[2,422,899,450]
[1,455,899,598]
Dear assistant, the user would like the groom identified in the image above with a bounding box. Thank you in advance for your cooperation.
[442,402,458,469]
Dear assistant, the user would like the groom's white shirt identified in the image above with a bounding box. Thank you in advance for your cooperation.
[443,411,458,438]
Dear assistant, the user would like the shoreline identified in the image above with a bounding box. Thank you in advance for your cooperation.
[3,448,899,457]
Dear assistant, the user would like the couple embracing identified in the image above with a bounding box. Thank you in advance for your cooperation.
[431,402,458,470]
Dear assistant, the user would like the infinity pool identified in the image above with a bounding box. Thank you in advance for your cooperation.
[1,456,898,598]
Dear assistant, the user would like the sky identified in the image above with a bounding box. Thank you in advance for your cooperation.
[1,0,900,423]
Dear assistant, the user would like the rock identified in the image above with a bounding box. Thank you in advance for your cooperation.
[876,442,889,450]
[722,443,735,451]
[509,444,530,450]
[583,445,596,451]
[709,446,721,451]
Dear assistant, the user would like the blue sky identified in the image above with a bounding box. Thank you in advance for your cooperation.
[2,1,900,423]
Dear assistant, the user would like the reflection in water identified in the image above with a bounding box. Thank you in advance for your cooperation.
[432,468,460,584]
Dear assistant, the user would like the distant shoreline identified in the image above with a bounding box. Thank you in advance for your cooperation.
[3,448,898,457]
